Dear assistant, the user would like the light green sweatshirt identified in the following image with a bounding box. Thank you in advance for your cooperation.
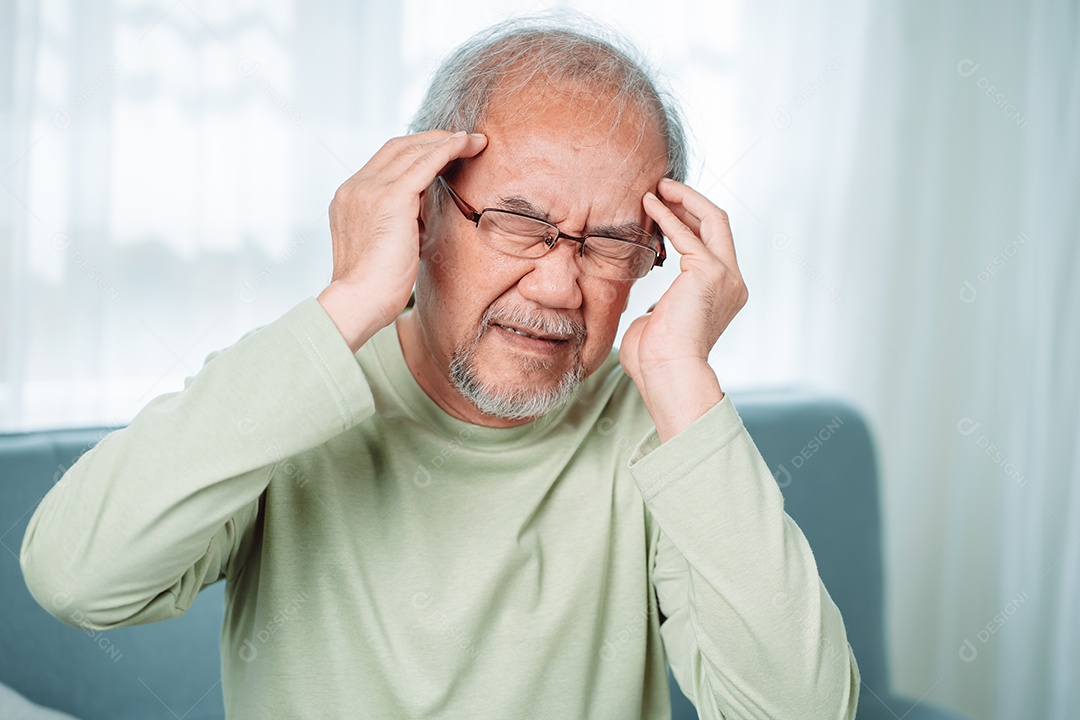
[21,298,859,719]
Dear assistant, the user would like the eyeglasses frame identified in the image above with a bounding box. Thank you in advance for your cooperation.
[435,175,666,275]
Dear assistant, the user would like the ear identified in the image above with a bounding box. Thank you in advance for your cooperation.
[418,186,435,260]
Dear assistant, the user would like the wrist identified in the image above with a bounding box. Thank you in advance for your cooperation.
[317,281,396,353]
[636,359,724,443]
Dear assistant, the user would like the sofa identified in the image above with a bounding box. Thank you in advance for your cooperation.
[0,390,969,719]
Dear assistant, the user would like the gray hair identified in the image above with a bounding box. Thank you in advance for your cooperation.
[408,13,688,186]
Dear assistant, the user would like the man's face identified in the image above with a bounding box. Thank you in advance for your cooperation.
[413,83,668,421]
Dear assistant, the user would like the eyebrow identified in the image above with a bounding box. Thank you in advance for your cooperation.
[495,194,655,243]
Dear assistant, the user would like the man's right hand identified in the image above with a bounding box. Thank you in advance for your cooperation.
[317,130,488,352]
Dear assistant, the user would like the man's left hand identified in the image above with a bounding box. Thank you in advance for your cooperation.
[619,178,748,442]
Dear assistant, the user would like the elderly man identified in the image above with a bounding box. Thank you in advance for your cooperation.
[22,17,859,720]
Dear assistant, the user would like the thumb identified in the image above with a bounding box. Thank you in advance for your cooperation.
[619,313,650,378]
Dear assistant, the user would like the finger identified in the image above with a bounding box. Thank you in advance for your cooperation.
[657,179,738,269]
[646,183,703,236]
[398,132,488,194]
[364,129,465,173]
[643,191,709,260]
[381,130,479,175]
[660,198,701,236]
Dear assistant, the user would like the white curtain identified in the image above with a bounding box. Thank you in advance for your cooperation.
[2,0,1077,718]
[699,1,1079,718]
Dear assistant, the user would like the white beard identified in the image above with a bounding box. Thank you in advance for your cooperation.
[448,304,586,421]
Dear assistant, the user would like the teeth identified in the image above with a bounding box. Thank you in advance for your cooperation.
[502,325,544,340]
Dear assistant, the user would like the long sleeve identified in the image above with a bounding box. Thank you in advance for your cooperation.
[628,395,860,720]
[20,298,376,631]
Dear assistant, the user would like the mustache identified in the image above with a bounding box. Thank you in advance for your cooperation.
[480,302,587,342]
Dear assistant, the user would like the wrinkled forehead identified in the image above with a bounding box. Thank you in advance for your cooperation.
[453,81,668,219]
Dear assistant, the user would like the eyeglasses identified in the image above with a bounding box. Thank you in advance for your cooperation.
[436,176,665,280]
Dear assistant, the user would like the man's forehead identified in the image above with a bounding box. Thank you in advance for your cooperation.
[462,142,664,237]
[469,130,665,201]
[476,81,667,172]
[458,84,668,229]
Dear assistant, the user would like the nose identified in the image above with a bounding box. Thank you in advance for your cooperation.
[515,235,584,310]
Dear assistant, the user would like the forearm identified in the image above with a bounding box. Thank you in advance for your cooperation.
[20,298,374,629]
[631,398,859,718]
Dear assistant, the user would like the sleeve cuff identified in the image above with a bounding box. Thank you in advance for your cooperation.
[628,394,746,501]
[279,297,376,430]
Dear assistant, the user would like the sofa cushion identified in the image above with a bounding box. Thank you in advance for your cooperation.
[0,428,226,720]
[0,681,82,720]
